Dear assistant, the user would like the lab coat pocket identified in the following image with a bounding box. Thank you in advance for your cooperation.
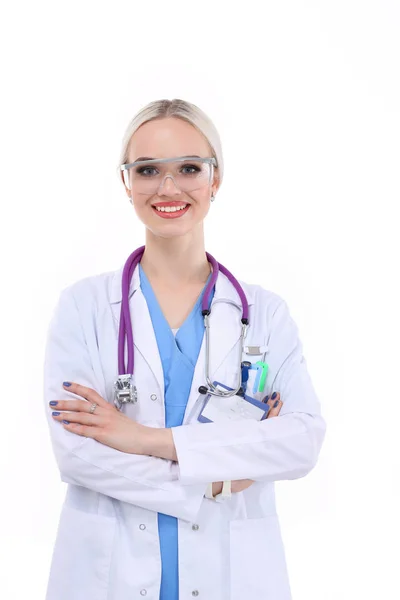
[45,503,116,600]
[229,515,292,600]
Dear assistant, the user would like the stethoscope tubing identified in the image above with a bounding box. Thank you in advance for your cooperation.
[118,246,249,398]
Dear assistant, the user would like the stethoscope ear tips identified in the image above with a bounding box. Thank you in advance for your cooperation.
[198,386,209,394]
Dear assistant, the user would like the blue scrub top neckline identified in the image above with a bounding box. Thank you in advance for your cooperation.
[138,262,214,343]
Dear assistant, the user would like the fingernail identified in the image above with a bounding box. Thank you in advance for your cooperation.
[263,395,270,402]
[49,401,58,406]
[271,391,277,400]
[62,420,70,424]
[63,382,71,387]
[52,411,60,416]
[273,400,279,408]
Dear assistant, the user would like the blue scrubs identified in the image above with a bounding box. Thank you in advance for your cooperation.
[139,263,215,600]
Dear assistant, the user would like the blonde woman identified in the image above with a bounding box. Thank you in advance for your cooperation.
[43,98,326,600]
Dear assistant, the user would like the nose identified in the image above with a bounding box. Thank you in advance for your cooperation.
[157,174,182,196]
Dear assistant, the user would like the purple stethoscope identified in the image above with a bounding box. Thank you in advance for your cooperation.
[113,245,250,410]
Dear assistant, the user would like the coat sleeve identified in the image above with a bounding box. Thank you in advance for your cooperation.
[171,297,327,484]
[43,286,207,522]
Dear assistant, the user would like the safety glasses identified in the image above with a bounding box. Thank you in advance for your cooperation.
[120,155,217,194]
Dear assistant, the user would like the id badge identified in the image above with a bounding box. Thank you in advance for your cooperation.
[198,381,270,424]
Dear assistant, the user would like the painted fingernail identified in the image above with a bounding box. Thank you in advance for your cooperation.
[271,391,277,400]
[52,411,60,416]
[49,401,58,406]
[63,382,71,387]
[263,395,270,402]
[62,420,70,424]
[273,400,279,408]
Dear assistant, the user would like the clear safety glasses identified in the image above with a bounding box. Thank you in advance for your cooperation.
[120,156,217,194]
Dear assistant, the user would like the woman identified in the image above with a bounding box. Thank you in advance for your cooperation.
[43,98,326,600]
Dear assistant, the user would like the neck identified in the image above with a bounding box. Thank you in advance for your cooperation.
[140,225,211,288]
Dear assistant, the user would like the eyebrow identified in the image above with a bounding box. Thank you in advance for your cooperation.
[133,154,202,161]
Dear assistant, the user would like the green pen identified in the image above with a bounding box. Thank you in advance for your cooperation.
[253,361,269,393]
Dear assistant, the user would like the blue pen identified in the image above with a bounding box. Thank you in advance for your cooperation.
[240,361,252,394]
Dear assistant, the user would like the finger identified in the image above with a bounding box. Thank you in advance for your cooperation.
[49,399,102,413]
[267,399,283,418]
[62,381,109,409]
[51,409,103,427]
[262,391,280,403]
[263,392,280,408]
[261,392,279,419]
[264,392,281,418]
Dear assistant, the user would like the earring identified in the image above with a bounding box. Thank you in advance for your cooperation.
[211,193,215,202]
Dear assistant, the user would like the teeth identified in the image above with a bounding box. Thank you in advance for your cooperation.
[154,204,188,212]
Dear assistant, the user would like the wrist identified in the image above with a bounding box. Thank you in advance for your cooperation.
[142,426,178,461]
[212,481,223,497]
[130,423,152,455]
[206,481,232,502]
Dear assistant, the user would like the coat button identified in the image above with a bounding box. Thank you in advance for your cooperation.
[140,590,147,596]
[192,524,199,531]
[150,394,157,401]
[192,591,199,596]
[139,524,146,530]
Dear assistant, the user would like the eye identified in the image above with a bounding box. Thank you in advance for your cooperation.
[136,166,158,176]
[181,163,201,175]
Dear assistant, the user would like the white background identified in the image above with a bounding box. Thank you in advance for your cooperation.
[1,1,399,598]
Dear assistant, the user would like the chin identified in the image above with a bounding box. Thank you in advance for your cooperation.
[156,226,195,239]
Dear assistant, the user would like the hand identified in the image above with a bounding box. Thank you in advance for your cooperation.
[49,382,148,454]
[212,392,283,496]
[263,391,283,420]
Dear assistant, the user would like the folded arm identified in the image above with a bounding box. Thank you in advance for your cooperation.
[43,286,207,522]
[147,298,327,484]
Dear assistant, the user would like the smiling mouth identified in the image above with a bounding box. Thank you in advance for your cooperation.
[151,203,191,219]
[152,203,189,213]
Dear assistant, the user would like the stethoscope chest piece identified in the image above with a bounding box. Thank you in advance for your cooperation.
[113,374,138,410]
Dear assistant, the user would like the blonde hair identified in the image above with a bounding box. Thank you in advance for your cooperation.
[116,98,223,191]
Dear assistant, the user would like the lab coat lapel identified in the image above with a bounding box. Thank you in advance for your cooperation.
[109,264,164,400]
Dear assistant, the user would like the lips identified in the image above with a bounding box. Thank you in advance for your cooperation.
[151,203,191,219]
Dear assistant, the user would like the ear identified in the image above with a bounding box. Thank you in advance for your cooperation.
[211,171,221,197]
[120,170,132,199]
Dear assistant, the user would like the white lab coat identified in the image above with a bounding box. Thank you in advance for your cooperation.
[43,261,326,600]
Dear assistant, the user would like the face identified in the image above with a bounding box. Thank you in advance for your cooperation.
[123,117,219,238]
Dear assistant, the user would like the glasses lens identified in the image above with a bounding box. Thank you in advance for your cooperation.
[126,159,212,195]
